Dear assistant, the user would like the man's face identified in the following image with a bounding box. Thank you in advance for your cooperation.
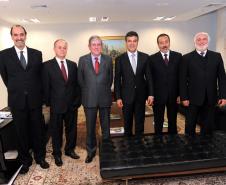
[126,36,138,53]
[158,36,170,53]
[54,40,68,59]
[195,34,209,51]
[11,26,26,49]
[89,39,102,56]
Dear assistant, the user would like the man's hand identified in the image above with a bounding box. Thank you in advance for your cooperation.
[116,99,123,108]
[176,96,180,104]
[218,99,226,107]
[146,96,154,106]
[182,100,189,107]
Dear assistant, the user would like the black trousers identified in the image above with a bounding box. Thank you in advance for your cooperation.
[50,109,78,157]
[84,107,110,156]
[153,102,178,135]
[122,100,145,137]
[11,105,46,166]
[185,102,215,136]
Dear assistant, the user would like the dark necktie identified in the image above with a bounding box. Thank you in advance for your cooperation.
[61,61,67,82]
[200,52,205,57]
[20,51,26,69]
[95,57,99,74]
[164,53,169,65]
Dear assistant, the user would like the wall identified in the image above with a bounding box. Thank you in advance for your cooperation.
[216,7,226,69]
[0,12,218,108]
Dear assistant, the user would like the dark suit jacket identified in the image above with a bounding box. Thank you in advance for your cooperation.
[114,51,151,104]
[148,51,182,104]
[0,46,43,109]
[78,53,113,108]
[42,58,81,113]
[180,50,226,106]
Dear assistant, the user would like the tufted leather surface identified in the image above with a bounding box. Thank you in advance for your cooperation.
[99,132,226,179]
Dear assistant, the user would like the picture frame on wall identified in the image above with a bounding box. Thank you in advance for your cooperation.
[101,36,126,65]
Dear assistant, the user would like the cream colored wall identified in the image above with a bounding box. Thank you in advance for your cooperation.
[0,12,219,109]
[216,7,226,69]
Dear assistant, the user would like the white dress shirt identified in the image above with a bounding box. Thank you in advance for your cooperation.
[15,46,28,65]
[55,57,68,77]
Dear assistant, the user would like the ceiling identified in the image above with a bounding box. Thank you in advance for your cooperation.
[0,0,226,25]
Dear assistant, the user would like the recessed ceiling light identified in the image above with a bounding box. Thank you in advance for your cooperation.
[89,17,97,22]
[153,16,164,21]
[30,18,40,23]
[0,0,9,2]
[164,16,176,21]
[156,2,168,6]
[101,16,109,22]
[21,19,29,23]
[30,4,47,9]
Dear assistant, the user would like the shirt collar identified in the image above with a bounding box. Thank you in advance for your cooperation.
[91,54,101,62]
[55,57,66,64]
[127,50,138,57]
[15,46,27,54]
[160,50,170,58]
[196,50,207,56]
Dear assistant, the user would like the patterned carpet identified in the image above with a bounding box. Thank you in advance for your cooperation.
[13,107,226,185]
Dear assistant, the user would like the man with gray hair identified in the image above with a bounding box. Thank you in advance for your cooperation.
[78,35,113,163]
[180,32,226,136]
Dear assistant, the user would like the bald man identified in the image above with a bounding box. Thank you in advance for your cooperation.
[0,25,49,174]
[42,39,81,166]
[180,32,226,136]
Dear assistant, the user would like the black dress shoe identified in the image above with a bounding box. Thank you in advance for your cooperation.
[37,159,49,169]
[54,156,63,167]
[65,151,80,159]
[85,155,94,163]
[19,165,29,174]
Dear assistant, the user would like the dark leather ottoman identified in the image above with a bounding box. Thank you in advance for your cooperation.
[99,132,226,179]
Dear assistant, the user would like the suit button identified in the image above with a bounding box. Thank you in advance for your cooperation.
[24,91,28,95]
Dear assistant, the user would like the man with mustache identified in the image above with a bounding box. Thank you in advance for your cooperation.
[147,33,182,135]
[180,32,226,136]
[0,25,49,174]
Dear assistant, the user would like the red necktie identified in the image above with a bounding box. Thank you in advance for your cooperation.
[164,54,169,65]
[61,61,68,81]
[95,57,99,74]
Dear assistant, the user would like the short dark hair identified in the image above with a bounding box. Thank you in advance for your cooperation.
[10,25,27,36]
[157,33,170,44]
[125,31,139,41]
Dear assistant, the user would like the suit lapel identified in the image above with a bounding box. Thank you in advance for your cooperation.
[52,58,66,82]
[136,51,142,74]
[88,54,96,75]
[99,54,107,74]
[10,47,25,70]
[26,47,33,70]
[157,52,166,67]
[125,52,135,75]
[66,60,72,82]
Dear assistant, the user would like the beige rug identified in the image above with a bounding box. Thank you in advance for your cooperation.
[14,107,226,185]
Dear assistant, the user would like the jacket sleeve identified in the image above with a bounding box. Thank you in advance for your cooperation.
[179,55,189,101]
[145,56,154,96]
[217,53,226,99]
[42,63,51,106]
[114,56,122,100]
[74,63,81,108]
[0,52,8,87]
[77,57,84,88]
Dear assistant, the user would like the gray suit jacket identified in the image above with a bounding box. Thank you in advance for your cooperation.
[78,53,113,108]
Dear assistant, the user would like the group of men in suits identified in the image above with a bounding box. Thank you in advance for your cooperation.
[115,31,226,139]
[0,25,226,173]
